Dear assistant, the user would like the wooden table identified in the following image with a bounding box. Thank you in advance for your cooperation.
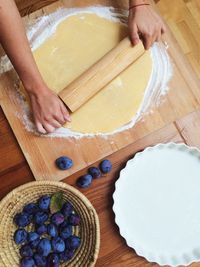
[0,0,200,266]
[2,106,200,267]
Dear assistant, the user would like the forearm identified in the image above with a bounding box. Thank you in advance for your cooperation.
[129,0,150,6]
[0,0,45,94]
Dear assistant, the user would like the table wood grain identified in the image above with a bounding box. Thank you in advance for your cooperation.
[0,0,200,266]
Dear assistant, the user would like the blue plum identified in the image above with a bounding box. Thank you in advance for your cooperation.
[88,167,101,178]
[29,238,40,249]
[68,214,80,226]
[20,245,33,258]
[61,202,73,217]
[23,203,39,215]
[47,223,58,238]
[38,195,51,211]
[76,174,92,188]
[65,235,81,250]
[51,237,65,253]
[20,257,35,267]
[55,156,73,170]
[28,232,40,242]
[33,253,47,267]
[36,224,47,235]
[51,212,64,226]
[14,229,28,245]
[14,212,31,227]
[47,253,60,267]
[34,211,48,225]
[59,225,72,239]
[99,159,112,173]
[59,250,74,262]
[60,220,69,228]
[37,238,52,257]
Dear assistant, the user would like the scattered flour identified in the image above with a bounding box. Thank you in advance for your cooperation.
[0,6,173,138]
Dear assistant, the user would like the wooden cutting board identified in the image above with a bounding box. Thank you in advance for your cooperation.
[0,0,199,181]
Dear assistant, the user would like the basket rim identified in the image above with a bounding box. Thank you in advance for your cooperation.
[0,180,100,267]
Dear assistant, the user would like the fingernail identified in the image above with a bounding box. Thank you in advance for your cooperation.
[133,38,139,45]
[40,129,46,134]
[65,115,71,122]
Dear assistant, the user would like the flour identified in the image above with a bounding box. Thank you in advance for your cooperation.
[0,6,173,138]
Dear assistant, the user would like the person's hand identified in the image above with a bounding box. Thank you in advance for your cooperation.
[29,86,71,134]
[128,4,166,49]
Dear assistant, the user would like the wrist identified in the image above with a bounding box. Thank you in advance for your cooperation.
[129,0,149,5]
[129,1,150,12]
[22,79,49,97]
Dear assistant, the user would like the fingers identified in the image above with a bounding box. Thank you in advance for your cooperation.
[161,22,167,34]
[35,120,56,134]
[156,29,162,43]
[49,119,62,129]
[129,23,140,46]
[60,103,71,122]
[143,32,153,50]
[53,113,66,125]
[36,107,71,134]
[53,104,71,126]
[31,87,72,134]
[35,121,47,134]
[42,123,55,133]
[143,23,165,49]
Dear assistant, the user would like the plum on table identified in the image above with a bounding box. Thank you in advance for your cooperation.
[55,156,73,170]
[76,174,92,188]
[99,159,112,174]
[88,167,101,178]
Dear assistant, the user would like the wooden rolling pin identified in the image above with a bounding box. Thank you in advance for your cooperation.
[59,37,145,112]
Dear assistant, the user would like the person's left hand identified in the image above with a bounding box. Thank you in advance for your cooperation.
[128,5,166,49]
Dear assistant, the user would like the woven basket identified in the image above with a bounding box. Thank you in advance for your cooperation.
[0,181,100,267]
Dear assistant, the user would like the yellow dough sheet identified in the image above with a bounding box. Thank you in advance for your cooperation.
[33,13,152,134]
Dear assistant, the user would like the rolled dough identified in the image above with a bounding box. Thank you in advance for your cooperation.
[33,13,153,134]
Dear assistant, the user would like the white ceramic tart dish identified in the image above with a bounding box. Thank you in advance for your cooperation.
[113,143,200,267]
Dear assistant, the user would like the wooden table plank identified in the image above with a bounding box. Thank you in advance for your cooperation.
[175,110,200,148]
[157,0,200,79]
[0,107,25,174]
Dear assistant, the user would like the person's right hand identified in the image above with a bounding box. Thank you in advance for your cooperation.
[29,86,71,134]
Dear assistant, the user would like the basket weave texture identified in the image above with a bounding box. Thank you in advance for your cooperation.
[0,181,100,267]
